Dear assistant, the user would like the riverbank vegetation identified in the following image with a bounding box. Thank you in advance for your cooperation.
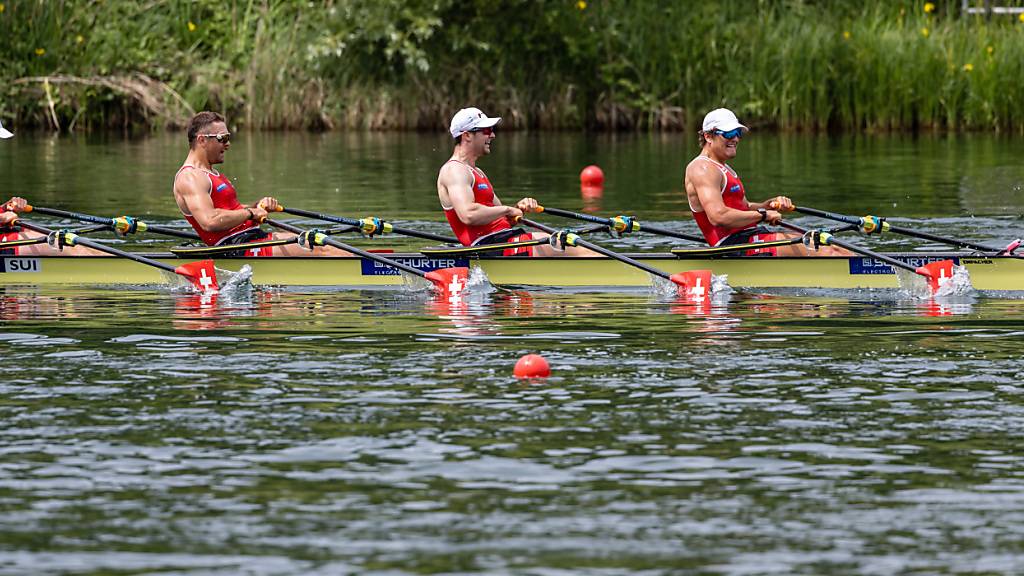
[3,0,1024,132]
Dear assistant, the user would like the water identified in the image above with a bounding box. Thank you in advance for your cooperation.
[1,132,1023,574]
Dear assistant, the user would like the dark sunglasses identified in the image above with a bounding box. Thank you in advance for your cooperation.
[200,132,232,144]
[470,127,494,136]
[713,128,744,140]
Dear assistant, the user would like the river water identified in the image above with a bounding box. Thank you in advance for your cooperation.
[1,131,1023,575]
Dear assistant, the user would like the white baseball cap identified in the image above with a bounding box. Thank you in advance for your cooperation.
[701,108,747,134]
[0,119,12,139]
[449,107,501,139]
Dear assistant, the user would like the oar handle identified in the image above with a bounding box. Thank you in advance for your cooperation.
[264,219,428,279]
[520,218,671,280]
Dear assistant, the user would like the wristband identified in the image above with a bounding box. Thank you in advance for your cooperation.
[757,208,767,223]
[245,208,255,220]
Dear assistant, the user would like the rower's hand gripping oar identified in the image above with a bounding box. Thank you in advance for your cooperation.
[261,217,469,300]
[778,220,954,294]
[24,205,201,241]
[16,219,219,292]
[270,205,458,244]
[536,206,704,242]
[521,217,712,300]
[783,204,1019,256]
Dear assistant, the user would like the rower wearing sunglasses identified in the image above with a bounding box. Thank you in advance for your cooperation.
[684,108,850,257]
[172,111,349,257]
[437,107,595,257]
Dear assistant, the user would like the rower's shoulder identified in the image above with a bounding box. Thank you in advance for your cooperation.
[438,159,474,184]
[173,166,211,194]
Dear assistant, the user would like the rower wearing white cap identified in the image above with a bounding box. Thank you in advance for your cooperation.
[437,107,595,257]
[684,108,850,256]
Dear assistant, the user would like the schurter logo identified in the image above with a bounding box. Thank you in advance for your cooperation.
[0,258,42,273]
[361,256,469,276]
[849,256,960,275]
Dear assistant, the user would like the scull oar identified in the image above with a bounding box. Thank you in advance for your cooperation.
[274,205,457,243]
[25,205,200,241]
[789,205,1019,255]
[778,221,954,294]
[263,219,468,298]
[520,218,711,299]
[538,206,704,242]
[16,220,219,292]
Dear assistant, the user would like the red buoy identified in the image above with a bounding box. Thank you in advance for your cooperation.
[514,354,551,378]
[580,165,604,188]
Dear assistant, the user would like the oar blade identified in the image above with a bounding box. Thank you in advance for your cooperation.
[669,269,713,300]
[174,260,220,292]
[424,267,470,299]
[915,259,956,293]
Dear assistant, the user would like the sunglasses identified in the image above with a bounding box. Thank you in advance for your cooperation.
[470,127,494,136]
[713,128,744,140]
[200,132,232,144]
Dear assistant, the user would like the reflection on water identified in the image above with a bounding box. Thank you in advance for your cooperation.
[1,286,1023,573]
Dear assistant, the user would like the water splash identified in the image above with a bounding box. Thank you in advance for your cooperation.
[649,273,732,301]
[401,265,494,297]
[896,265,975,299]
[159,264,253,296]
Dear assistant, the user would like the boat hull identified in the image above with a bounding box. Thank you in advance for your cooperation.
[0,253,1020,290]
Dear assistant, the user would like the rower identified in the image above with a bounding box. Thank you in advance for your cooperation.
[172,111,349,257]
[437,107,597,257]
[0,197,106,256]
[684,108,851,257]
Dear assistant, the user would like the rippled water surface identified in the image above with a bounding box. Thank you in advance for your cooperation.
[1,132,1023,574]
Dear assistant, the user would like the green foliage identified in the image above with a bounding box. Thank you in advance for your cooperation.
[2,0,1024,131]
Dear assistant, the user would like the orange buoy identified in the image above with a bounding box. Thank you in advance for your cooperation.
[580,165,604,188]
[514,354,551,378]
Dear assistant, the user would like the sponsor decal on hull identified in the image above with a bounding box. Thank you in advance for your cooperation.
[849,256,960,275]
[360,256,469,276]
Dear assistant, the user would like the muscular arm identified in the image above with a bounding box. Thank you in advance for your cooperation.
[174,171,253,232]
[439,164,517,226]
[687,162,764,229]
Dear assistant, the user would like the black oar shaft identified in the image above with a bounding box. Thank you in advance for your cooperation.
[540,206,704,242]
[29,206,200,240]
[521,218,671,280]
[18,220,179,273]
[280,207,456,243]
[265,220,428,279]
[779,221,921,274]
[794,206,1000,253]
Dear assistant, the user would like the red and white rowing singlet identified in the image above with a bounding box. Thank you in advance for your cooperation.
[175,165,259,246]
[442,160,514,246]
[0,230,19,256]
[690,156,753,247]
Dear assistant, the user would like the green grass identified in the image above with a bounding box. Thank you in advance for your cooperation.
[2,0,1023,132]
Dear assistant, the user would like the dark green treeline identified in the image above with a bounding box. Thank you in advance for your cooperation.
[3,0,1023,132]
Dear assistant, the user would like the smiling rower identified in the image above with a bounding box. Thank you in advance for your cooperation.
[436,107,596,257]
[684,108,850,257]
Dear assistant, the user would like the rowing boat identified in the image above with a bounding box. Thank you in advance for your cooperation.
[1,252,1021,290]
